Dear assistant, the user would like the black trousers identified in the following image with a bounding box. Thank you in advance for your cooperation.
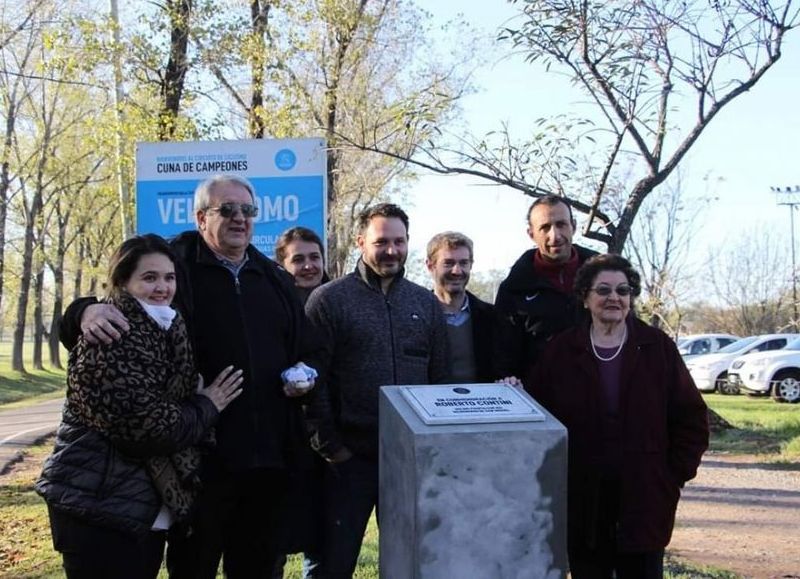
[568,477,665,579]
[307,455,378,579]
[166,467,288,579]
[48,506,165,579]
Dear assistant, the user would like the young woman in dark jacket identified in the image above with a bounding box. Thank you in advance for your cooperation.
[37,234,243,579]
[530,254,708,579]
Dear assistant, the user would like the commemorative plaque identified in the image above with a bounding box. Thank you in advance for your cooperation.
[401,383,545,425]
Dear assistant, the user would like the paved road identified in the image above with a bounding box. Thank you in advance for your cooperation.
[0,398,63,474]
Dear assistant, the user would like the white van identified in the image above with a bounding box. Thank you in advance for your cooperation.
[677,334,740,359]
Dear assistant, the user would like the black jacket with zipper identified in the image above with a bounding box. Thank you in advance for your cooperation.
[493,245,597,385]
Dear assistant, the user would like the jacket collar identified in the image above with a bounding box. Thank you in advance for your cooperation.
[355,258,404,292]
[503,244,596,293]
[172,231,260,273]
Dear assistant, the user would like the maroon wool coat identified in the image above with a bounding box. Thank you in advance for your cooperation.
[529,316,709,552]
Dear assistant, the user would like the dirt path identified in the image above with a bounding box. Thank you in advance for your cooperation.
[670,453,800,579]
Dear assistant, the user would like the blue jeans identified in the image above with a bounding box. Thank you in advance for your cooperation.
[308,455,378,579]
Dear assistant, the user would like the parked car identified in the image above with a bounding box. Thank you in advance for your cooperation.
[727,337,800,403]
[677,333,740,358]
[685,334,800,394]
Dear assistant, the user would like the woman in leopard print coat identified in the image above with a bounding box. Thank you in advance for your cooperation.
[37,234,242,579]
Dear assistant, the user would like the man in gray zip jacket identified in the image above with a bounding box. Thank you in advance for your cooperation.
[304,203,448,578]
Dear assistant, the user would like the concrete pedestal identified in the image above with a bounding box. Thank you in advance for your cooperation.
[379,385,567,579]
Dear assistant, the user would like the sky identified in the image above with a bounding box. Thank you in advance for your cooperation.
[402,1,800,292]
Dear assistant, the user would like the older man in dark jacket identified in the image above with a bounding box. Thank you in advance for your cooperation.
[60,175,314,578]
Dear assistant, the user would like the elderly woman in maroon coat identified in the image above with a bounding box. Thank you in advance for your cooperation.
[529,254,708,579]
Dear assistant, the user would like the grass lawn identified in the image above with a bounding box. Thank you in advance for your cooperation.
[0,342,66,407]
[0,435,736,579]
[3,369,793,577]
[704,393,800,459]
[0,440,730,578]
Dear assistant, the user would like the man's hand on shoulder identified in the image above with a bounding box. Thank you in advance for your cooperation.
[81,303,130,345]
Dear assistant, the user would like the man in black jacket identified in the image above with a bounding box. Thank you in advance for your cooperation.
[425,231,495,383]
[494,195,597,389]
[60,175,314,578]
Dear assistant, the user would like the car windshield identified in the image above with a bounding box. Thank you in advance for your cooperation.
[718,336,759,353]
[784,337,800,351]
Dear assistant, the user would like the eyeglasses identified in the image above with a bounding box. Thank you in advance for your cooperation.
[590,284,632,297]
[204,202,258,218]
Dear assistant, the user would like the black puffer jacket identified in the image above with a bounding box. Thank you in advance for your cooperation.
[38,425,160,536]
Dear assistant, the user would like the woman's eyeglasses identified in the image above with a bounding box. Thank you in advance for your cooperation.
[590,285,632,297]
[205,203,259,218]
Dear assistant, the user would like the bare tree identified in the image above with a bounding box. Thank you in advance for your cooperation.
[344,0,798,255]
[704,227,791,335]
[624,169,713,334]
[196,0,470,275]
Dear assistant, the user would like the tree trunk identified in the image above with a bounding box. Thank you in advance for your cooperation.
[108,0,133,239]
[11,205,38,372]
[158,0,192,140]
[49,307,63,369]
[0,97,16,318]
[49,228,66,369]
[72,236,85,301]
[32,265,45,370]
[248,0,270,138]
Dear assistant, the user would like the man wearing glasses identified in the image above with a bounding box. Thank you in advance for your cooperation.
[60,174,314,578]
[494,195,597,390]
[425,231,495,383]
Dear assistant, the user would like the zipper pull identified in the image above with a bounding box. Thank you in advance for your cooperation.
[234,275,241,294]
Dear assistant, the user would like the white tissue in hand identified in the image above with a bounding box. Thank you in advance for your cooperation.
[283,367,307,382]
[292,380,312,391]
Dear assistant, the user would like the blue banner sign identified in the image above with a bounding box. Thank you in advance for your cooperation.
[136,139,327,257]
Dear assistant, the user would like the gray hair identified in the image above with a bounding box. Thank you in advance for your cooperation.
[194,174,256,216]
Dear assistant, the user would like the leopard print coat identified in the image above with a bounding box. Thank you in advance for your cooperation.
[64,292,213,521]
